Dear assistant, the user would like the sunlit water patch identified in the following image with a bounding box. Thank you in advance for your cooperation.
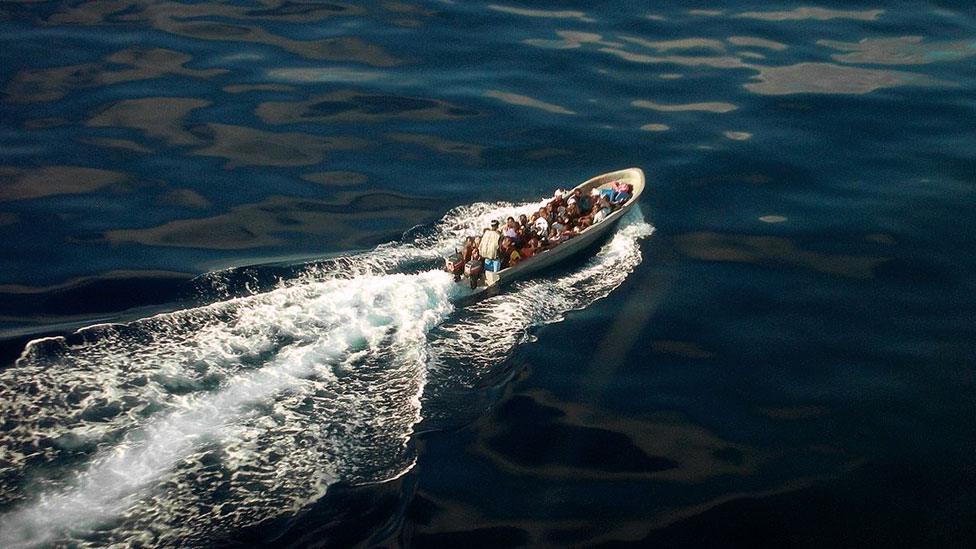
[0,203,652,547]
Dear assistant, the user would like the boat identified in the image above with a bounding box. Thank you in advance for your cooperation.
[446,167,645,292]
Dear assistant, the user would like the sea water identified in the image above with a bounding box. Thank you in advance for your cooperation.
[0,2,973,547]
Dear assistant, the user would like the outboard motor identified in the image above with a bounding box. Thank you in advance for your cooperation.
[444,251,464,280]
[463,259,483,289]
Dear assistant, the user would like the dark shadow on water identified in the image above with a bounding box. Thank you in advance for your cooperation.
[487,395,677,473]
[239,452,976,548]
[412,526,530,549]
[589,459,976,549]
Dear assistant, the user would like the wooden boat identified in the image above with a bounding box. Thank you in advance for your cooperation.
[450,167,645,292]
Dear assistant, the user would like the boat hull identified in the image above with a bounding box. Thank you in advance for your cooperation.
[463,167,646,294]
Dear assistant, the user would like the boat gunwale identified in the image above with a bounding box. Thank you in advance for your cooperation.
[487,167,645,284]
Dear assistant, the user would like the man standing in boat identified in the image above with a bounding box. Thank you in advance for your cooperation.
[478,220,502,269]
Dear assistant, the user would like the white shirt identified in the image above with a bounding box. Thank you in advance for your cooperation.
[533,216,549,235]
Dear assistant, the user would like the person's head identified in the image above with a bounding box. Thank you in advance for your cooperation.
[490,220,499,230]
[572,188,582,198]
[507,216,515,224]
[519,214,528,224]
[471,248,481,259]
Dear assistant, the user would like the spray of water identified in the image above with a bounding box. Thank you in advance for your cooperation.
[0,202,652,547]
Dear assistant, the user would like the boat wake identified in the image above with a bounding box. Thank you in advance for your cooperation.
[0,202,652,547]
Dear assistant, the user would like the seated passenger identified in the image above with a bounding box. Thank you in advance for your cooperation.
[611,181,631,204]
[576,190,592,214]
[546,202,559,220]
[550,216,566,234]
[551,188,566,205]
[547,226,563,245]
[502,216,519,243]
[533,209,549,237]
[519,237,540,259]
[592,203,611,223]
[561,225,576,239]
[565,203,580,221]
[499,236,520,268]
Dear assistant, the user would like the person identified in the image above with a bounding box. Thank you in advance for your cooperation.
[551,188,566,206]
[596,184,614,202]
[508,247,522,267]
[546,202,559,220]
[518,214,530,235]
[576,189,591,214]
[611,180,631,204]
[592,200,611,223]
[460,236,475,262]
[478,220,501,261]
[499,236,520,268]
[547,226,564,246]
[565,202,580,222]
[560,219,576,239]
[466,247,483,288]
[550,215,566,234]
[502,217,520,244]
[519,237,539,259]
[533,208,549,237]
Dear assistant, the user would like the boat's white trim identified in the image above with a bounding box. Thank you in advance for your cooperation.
[483,167,645,287]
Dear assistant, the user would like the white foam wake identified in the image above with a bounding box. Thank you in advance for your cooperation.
[0,271,456,547]
[0,203,653,547]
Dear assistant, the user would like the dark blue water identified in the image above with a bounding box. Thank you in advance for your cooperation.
[1,1,975,547]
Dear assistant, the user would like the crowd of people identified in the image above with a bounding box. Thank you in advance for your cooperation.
[452,181,633,278]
